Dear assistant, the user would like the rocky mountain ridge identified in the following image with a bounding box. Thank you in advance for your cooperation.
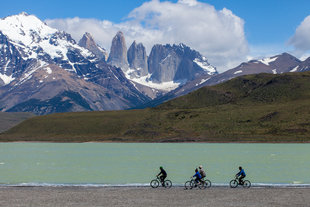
[142,52,310,108]
[106,31,218,94]
[0,13,150,114]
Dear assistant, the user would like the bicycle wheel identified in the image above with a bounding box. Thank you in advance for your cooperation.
[230,179,238,188]
[164,180,172,188]
[198,182,205,189]
[204,179,212,188]
[243,180,251,188]
[184,181,192,189]
[190,180,197,189]
[150,179,159,188]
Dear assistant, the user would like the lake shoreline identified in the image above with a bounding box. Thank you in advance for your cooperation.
[0,186,309,206]
[1,140,310,143]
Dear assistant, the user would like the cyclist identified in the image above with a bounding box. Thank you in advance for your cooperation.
[198,165,206,179]
[157,166,167,186]
[236,166,246,185]
[193,168,202,185]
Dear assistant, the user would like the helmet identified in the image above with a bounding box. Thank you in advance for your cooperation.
[160,166,163,169]
[199,165,203,169]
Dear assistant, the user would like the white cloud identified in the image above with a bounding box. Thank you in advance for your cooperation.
[46,0,249,72]
[289,15,310,58]
[248,44,294,61]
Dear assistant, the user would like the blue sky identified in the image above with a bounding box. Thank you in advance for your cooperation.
[1,0,310,71]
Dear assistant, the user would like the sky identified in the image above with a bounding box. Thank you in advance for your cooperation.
[0,0,310,72]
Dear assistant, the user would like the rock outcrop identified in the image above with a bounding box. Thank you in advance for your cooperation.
[147,43,217,83]
[127,41,148,77]
[107,31,128,70]
[78,32,108,61]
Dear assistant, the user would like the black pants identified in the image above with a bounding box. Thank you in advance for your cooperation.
[160,175,167,185]
[195,177,202,184]
[238,175,245,184]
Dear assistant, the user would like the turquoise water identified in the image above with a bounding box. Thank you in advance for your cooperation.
[0,143,309,186]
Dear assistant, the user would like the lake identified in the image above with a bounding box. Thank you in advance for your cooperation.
[0,143,309,186]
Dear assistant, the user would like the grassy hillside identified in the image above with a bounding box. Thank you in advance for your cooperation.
[0,112,35,133]
[1,72,310,142]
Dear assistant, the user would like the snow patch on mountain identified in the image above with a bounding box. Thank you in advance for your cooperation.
[129,73,182,91]
[0,73,14,85]
[195,78,210,86]
[16,60,48,85]
[44,67,52,74]
[193,57,217,75]
[3,60,11,72]
[259,57,278,65]
[234,70,242,74]
[290,66,299,72]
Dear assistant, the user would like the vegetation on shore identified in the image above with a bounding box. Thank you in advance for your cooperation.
[1,72,310,142]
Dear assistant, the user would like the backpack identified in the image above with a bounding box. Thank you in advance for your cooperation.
[200,170,206,178]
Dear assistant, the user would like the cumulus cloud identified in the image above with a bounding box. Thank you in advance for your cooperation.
[289,15,310,57]
[46,0,249,72]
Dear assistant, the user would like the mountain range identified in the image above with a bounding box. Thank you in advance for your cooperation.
[143,52,310,107]
[0,12,309,115]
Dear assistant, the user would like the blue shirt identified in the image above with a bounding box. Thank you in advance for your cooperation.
[237,169,246,176]
[193,171,202,179]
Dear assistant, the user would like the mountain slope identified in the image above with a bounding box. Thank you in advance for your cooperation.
[158,72,310,109]
[204,53,301,86]
[2,71,310,142]
[0,64,140,114]
[296,57,310,72]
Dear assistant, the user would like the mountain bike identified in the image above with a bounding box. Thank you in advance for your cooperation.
[229,176,251,188]
[150,176,172,188]
[184,177,211,189]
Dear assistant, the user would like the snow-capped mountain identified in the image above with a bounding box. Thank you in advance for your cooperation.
[202,53,302,86]
[0,12,95,74]
[0,13,150,114]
